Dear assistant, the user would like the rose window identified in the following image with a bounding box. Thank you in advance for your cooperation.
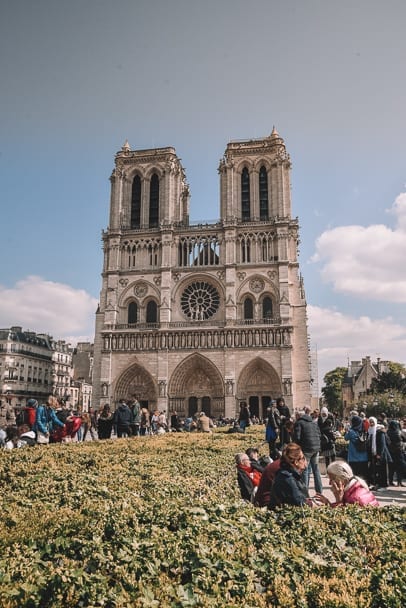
[181,281,220,320]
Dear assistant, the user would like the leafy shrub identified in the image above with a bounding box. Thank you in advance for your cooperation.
[0,429,404,607]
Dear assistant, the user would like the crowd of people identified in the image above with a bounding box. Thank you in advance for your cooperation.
[0,395,218,449]
[1,394,405,510]
[234,399,406,509]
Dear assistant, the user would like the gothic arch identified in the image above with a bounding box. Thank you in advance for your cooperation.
[237,274,280,303]
[169,353,224,397]
[145,166,164,180]
[235,159,254,174]
[119,280,160,308]
[113,362,158,407]
[237,357,281,418]
[168,353,224,418]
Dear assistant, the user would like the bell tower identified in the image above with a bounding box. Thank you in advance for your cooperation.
[92,131,311,418]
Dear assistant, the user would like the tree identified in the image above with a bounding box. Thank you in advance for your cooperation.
[321,367,347,414]
[370,361,406,395]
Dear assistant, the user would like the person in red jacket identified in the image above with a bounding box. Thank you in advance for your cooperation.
[254,458,282,507]
[235,453,262,501]
[315,461,379,507]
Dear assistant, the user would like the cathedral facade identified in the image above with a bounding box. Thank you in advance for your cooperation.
[92,129,311,418]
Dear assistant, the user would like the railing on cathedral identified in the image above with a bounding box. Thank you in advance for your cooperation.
[113,318,281,330]
[101,324,292,352]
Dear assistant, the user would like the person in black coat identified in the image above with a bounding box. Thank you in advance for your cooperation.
[318,407,336,468]
[269,443,312,509]
[387,419,405,486]
[113,400,134,438]
[293,410,323,493]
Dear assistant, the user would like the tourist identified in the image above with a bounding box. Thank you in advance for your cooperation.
[265,401,280,458]
[235,452,262,502]
[344,415,369,481]
[368,418,392,490]
[254,457,282,508]
[140,407,150,435]
[293,409,323,494]
[318,406,336,468]
[113,399,133,438]
[197,411,213,433]
[97,404,114,439]
[387,419,405,486]
[315,461,379,507]
[268,443,313,508]
[238,402,251,433]
[33,395,65,444]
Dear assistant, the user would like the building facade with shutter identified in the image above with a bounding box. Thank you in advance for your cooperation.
[92,129,311,418]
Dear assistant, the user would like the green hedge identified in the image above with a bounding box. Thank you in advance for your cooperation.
[0,429,404,607]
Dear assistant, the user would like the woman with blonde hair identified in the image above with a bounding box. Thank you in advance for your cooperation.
[315,461,379,507]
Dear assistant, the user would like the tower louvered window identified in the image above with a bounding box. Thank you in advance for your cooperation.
[131,176,141,228]
[149,173,159,228]
[259,166,269,221]
[241,168,250,221]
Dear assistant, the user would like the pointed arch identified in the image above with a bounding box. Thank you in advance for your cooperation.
[114,362,158,407]
[237,357,281,418]
[168,353,224,418]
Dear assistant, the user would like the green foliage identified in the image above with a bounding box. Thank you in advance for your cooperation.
[0,430,405,607]
[322,367,347,414]
[370,371,406,394]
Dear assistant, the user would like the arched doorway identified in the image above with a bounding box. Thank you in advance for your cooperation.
[238,358,281,420]
[169,353,224,419]
[113,363,158,411]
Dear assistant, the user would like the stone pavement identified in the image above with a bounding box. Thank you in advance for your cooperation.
[307,461,406,508]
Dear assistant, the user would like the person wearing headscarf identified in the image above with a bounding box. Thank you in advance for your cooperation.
[387,420,405,486]
[344,415,368,481]
[367,416,378,488]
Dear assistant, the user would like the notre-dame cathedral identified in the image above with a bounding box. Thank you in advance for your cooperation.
[92,128,311,418]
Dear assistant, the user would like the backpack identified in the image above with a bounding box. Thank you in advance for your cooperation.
[355,431,368,452]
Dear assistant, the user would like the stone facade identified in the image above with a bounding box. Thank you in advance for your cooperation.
[92,129,311,418]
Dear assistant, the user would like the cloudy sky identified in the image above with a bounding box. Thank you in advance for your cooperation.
[1,1,405,391]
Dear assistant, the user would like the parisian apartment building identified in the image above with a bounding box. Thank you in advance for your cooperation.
[92,129,311,419]
[0,327,93,411]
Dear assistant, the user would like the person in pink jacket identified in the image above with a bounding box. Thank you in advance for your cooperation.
[315,461,379,507]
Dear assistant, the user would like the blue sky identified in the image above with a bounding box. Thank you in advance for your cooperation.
[1,0,406,390]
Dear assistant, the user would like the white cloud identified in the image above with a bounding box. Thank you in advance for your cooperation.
[307,304,406,385]
[311,192,406,302]
[0,276,98,344]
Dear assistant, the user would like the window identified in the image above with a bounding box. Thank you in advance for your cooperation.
[128,302,138,324]
[262,296,273,319]
[241,239,250,263]
[259,166,268,220]
[243,297,254,320]
[146,300,158,324]
[241,168,250,221]
[131,176,141,228]
[149,174,159,228]
[181,281,220,320]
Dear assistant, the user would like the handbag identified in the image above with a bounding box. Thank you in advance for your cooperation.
[36,431,49,444]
